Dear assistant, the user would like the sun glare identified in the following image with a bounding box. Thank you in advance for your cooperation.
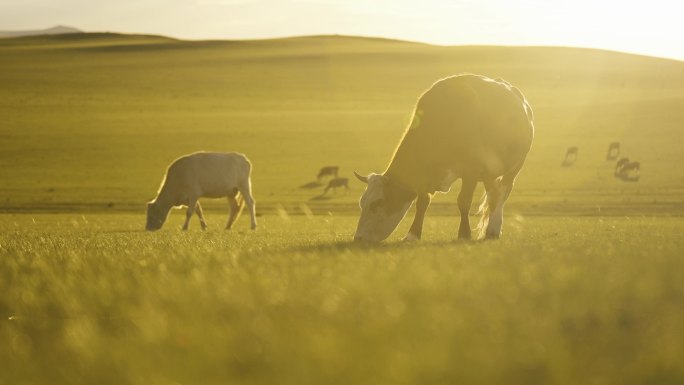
[379,0,683,60]
[1,0,681,60]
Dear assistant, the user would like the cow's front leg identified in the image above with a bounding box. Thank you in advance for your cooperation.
[457,178,477,240]
[403,193,431,241]
[195,201,207,230]
[182,198,198,231]
[225,194,241,230]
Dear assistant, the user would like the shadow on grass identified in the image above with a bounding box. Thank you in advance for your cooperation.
[285,238,478,255]
[96,229,148,234]
[309,195,332,201]
[299,181,323,189]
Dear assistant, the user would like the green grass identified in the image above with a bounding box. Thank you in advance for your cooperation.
[2,34,684,384]
[2,214,684,385]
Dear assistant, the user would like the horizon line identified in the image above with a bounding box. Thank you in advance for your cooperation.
[2,26,683,63]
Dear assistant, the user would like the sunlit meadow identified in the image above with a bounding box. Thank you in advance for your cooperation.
[2,32,684,385]
[2,214,684,384]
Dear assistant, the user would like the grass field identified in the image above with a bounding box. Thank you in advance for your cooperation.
[2,33,684,384]
[2,214,684,385]
[1,33,684,215]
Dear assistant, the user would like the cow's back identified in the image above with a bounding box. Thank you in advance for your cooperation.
[166,152,250,198]
[411,74,534,178]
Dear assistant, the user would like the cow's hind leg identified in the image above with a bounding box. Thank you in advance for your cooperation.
[482,164,522,239]
[225,193,244,230]
[481,179,503,239]
[457,178,477,240]
[195,201,207,230]
[238,180,257,230]
[403,193,431,241]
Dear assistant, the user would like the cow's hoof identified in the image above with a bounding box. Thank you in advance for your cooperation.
[402,233,420,241]
[458,234,472,241]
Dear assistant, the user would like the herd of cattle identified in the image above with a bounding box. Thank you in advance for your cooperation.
[561,141,641,181]
[146,74,536,242]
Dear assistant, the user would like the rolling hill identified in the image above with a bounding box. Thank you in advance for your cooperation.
[1,33,683,216]
[0,25,81,38]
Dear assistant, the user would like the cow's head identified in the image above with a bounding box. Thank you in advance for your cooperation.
[146,200,170,231]
[353,172,414,242]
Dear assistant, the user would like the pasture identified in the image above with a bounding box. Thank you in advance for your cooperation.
[1,33,684,384]
[2,214,684,385]
[1,33,684,214]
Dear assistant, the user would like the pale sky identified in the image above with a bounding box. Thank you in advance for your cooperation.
[1,0,682,61]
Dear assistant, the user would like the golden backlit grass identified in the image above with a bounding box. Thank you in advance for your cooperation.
[2,214,684,385]
[2,34,684,385]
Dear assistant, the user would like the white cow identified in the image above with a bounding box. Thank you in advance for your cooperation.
[354,74,534,242]
[146,151,257,231]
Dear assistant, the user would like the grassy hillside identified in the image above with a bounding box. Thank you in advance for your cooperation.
[0,25,82,38]
[1,33,683,216]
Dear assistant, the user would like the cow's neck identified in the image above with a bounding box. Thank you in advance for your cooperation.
[155,184,178,208]
[385,129,433,194]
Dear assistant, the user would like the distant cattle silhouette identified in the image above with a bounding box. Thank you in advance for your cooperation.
[317,166,339,182]
[614,157,631,176]
[606,142,620,160]
[323,177,349,194]
[616,161,640,182]
[562,146,578,167]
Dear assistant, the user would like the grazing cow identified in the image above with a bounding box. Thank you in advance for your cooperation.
[323,177,349,195]
[562,146,578,166]
[615,157,630,176]
[617,161,640,181]
[353,74,534,242]
[317,166,339,182]
[606,141,620,160]
[146,151,257,231]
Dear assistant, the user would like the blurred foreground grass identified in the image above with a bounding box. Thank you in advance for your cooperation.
[1,213,683,385]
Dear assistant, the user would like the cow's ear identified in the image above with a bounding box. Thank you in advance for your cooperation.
[354,171,369,184]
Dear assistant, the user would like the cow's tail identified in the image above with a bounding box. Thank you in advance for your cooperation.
[475,190,490,240]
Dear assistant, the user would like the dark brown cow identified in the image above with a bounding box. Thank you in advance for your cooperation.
[317,166,339,182]
[323,177,349,194]
[617,161,640,181]
[562,146,578,166]
[615,157,630,176]
[606,141,620,160]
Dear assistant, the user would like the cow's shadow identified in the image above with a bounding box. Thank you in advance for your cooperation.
[310,195,332,201]
[617,174,640,182]
[285,239,475,254]
[300,181,323,189]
